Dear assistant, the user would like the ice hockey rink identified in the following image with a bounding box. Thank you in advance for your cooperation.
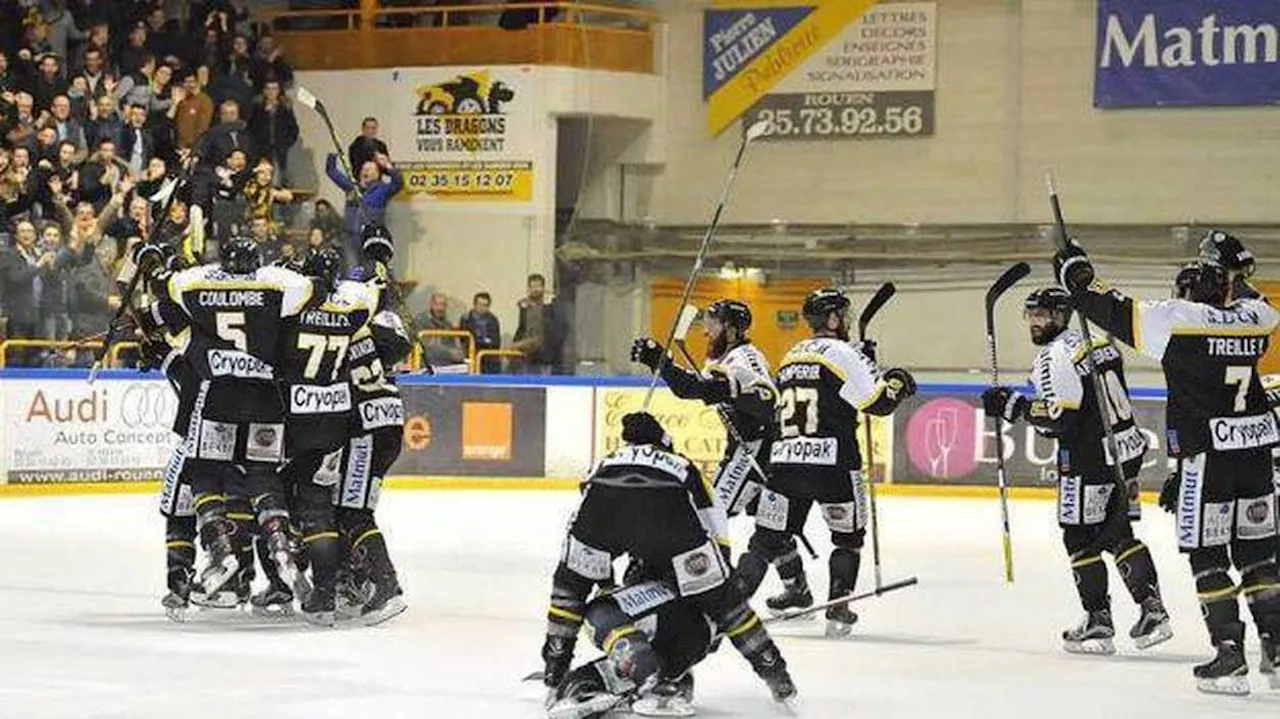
[1,489,1277,719]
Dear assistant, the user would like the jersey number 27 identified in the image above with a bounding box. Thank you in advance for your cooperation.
[779,387,819,437]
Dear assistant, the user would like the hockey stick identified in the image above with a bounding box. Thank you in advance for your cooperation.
[296,86,362,201]
[90,166,195,383]
[1044,171,1131,507]
[985,262,1031,583]
[764,575,919,625]
[857,282,896,591]
[670,331,818,560]
[641,119,772,411]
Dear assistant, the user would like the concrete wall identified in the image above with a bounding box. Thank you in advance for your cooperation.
[631,0,1280,226]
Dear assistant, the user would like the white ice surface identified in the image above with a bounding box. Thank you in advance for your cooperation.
[0,491,1277,719]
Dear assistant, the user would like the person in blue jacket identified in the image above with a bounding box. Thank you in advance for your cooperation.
[325,151,403,264]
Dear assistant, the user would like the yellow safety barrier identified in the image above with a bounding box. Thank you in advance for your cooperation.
[473,349,528,374]
[107,342,141,368]
[256,1,657,73]
[0,339,104,368]
[418,329,476,371]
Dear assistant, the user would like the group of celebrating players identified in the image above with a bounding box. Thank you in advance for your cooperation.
[129,223,411,628]
[536,229,1280,717]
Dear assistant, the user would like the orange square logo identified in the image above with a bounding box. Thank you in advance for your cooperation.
[462,402,513,461]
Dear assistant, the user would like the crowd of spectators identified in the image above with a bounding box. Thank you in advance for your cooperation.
[0,0,314,366]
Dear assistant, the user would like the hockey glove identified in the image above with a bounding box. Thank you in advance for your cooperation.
[630,337,665,371]
[136,337,169,373]
[540,634,575,689]
[855,339,877,363]
[1158,472,1178,514]
[1053,240,1095,295]
[981,386,1026,422]
[882,367,916,402]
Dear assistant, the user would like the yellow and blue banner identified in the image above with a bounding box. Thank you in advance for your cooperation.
[704,0,881,136]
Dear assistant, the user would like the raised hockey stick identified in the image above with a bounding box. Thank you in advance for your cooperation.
[670,322,818,561]
[857,282,896,591]
[1044,171,1131,504]
[985,262,1031,583]
[641,119,772,411]
[765,575,919,625]
[296,86,362,200]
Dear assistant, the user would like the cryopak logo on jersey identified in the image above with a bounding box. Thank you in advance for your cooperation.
[770,436,838,465]
[1102,425,1148,466]
[290,383,353,414]
[904,397,979,479]
[360,397,405,431]
[1209,413,1280,451]
[208,348,274,380]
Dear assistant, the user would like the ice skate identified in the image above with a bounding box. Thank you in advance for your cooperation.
[1260,635,1278,690]
[1062,610,1116,655]
[301,583,336,627]
[547,691,624,719]
[162,566,194,623]
[824,603,858,638]
[250,582,295,618]
[335,573,373,621]
[632,678,695,717]
[1194,640,1250,696]
[1129,596,1173,650]
[197,533,239,598]
[766,584,813,616]
[359,574,406,626]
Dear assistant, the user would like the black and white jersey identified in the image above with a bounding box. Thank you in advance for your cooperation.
[771,337,885,470]
[587,444,729,551]
[1026,329,1147,475]
[348,310,408,434]
[703,342,778,443]
[155,264,316,382]
[1075,291,1280,457]
[280,280,376,452]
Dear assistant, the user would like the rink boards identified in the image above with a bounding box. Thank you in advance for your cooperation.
[0,369,1174,497]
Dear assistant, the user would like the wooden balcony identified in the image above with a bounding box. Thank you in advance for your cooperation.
[256,2,657,73]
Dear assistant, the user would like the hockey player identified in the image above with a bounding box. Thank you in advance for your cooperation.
[1057,231,1280,694]
[271,246,378,625]
[139,234,319,603]
[540,412,796,711]
[630,300,814,613]
[546,577,720,718]
[332,226,411,625]
[981,287,1171,654]
[732,288,917,637]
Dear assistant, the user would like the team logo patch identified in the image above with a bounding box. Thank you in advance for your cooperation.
[684,552,710,577]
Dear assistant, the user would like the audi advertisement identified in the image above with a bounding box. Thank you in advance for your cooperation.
[2,380,180,483]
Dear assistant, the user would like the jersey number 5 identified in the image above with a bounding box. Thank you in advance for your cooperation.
[779,387,819,437]
[216,312,248,351]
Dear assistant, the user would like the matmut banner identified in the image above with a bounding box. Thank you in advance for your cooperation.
[1096,0,1280,108]
[704,0,881,136]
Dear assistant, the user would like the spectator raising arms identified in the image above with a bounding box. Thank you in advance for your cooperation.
[325,151,403,262]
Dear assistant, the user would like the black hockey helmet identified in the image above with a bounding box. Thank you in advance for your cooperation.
[221,234,260,275]
[361,222,394,264]
[303,246,344,290]
[1189,230,1252,306]
[621,411,674,452]
[706,299,752,334]
[1023,287,1072,345]
[1173,263,1201,299]
[802,287,850,332]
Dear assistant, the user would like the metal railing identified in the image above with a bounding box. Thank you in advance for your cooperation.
[417,329,476,371]
[473,348,528,374]
[0,340,104,368]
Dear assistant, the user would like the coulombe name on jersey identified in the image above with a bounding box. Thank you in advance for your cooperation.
[198,290,266,307]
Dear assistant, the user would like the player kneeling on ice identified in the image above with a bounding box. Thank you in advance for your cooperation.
[1057,231,1280,695]
[540,412,796,715]
[732,288,916,637]
[546,568,725,719]
[631,299,814,612]
[982,287,1171,655]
